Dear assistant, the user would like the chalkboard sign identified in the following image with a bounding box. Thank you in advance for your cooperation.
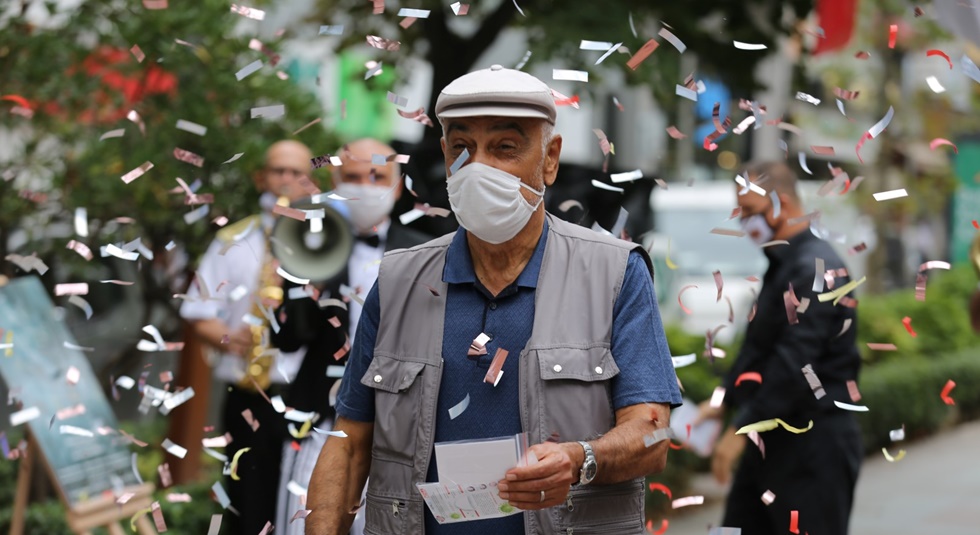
[0,277,139,506]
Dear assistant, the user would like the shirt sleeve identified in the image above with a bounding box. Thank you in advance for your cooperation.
[179,239,225,321]
[610,251,684,410]
[334,280,380,422]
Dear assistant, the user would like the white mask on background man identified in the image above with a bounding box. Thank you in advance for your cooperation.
[740,214,774,246]
[447,162,545,245]
[334,182,396,234]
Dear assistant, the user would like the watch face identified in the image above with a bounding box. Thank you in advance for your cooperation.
[584,462,597,481]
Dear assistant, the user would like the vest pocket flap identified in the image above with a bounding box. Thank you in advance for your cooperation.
[361,356,425,393]
[537,347,620,382]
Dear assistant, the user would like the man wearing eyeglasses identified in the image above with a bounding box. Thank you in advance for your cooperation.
[180,140,316,534]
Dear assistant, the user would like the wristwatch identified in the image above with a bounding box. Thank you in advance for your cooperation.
[577,441,597,486]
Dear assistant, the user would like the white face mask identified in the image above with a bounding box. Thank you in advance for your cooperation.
[447,162,544,245]
[334,182,396,234]
[740,214,774,246]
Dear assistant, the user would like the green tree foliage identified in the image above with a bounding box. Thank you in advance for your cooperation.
[1,0,336,327]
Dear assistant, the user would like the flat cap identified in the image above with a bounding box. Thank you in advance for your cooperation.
[435,64,557,125]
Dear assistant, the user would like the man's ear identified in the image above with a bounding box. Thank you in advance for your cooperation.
[543,134,562,187]
[252,169,266,192]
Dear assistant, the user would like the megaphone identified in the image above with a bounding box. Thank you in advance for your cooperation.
[270,197,354,283]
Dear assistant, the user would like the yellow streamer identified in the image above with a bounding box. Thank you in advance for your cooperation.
[229,447,251,481]
[816,276,866,305]
[665,239,678,270]
[4,331,12,357]
[130,505,153,532]
[882,447,906,462]
[289,419,313,440]
[736,418,814,435]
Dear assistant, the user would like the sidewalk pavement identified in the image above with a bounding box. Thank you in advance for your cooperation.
[662,419,980,535]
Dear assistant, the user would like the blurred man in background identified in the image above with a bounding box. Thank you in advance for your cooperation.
[700,161,862,535]
[273,138,430,535]
[180,140,315,534]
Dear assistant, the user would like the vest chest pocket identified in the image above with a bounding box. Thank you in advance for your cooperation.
[361,355,426,466]
[535,347,620,442]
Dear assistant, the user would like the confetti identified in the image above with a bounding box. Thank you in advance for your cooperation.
[889,426,905,442]
[242,408,260,431]
[162,438,187,458]
[235,59,263,81]
[514,50,532,70]
[100,128,126,141]
[130,506,154,532]
[251,104,285,119]
[857,106,895,162]
[671,495,704,509]
[511,0,526,17]
[789,510,800,534]
[940,379,956,405]
[396,107,434,127]
[122,161,154,184]
[658,28,686,53]
[665,238,678,269]
[229,447,251,481]
[800,363,826,399]
[872,188,907,201]
[666,126,686,139]
[450,2,469,15]
[929,138,958,153]
[678,285,697,314]
[166,493,191,503]
[736,418,813,435]
[901,316,918,337]
[926,49,953,69]
[150,501,167,532]
[318,25,344,35]
[626,39,659,70]
[734,372,762,386]
[366,36,400,51]
[5,253,48,274]
[709,228,745,237]
[888,24,898,49]
[866,343,898,351]
[675,85,698,101]
[580,40,615,50]
[812,258,826,292]
[919,260,951,272]
[558,200,583,212]
[795,92,821,105]
[127,109,146,135]
[10,406,41,426]
[484,348,509,387]
[647,519,668,535]
[55,283,89,296]
[709,386,726,408]
[926,76,946,93]
[847,380,862,402]
[212,482,231,509]
[160,387,195,415]
[230,4,265,20]
[648,483,672,500]
[223,152,245,164]
[159,463,173,487]
[882,447,906,462]
[712,270,724,302]
[397,8,429,17]
[761,490,775,505]
[834,87,860,100]
[834,401,869,412]
[733,41,767,50]
[553,69,589,82]
[816,276,866,305]
[448,393,470,419]
[670,354,696,369]
[610,169,643,183]
[591,180,624,193]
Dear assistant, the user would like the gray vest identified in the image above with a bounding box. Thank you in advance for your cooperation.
[359,214,653,535]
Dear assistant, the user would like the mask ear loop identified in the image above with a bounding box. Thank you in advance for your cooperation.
[518,181,546,209]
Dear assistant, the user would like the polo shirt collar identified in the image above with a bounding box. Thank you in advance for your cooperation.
[443,218,550,288]
[765,226,817,266]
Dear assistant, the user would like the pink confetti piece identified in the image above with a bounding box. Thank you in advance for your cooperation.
[371,0,384,14]
[142,0,168,9]
[902,316,918,337]
[941,379,956,405]
[709,228,745,237]
[926,49,953,69]
[888,24,898,49]
[847,380,862,402]
[213,216,228,226]
[789,510,800,534]
[122,161,154,184]
[55,283,89,296]
[241,409,260,431]
[230,4,265,20]
[712,270,724,302]
[327,316,342,328]
[919,260,950,272]
[174,147,204,167]
[761,490,776,505]
[666,126,686,139]
[248,38,281,66]
[735,372,762,387]
[678,285,697,314]
[399,16,417,28]
[448,393,470,419]
[290,509,312,523]
[366,35,400,51]
[159,463,173,487]
[811,145,835,156]
[626,39,659,70]
[783,288,799,325]
[150,501,167,532]
[855,50,871,59]
[130,44,145,63]
[55,404,86,420]
[801,364,826,399]
[66,366,81,385]
[834,87,860,100]
[929,138,958,153]
[468,333,489,357]
[165,493,191,503]
[333,335,351,360]
[396,107,434,127]
[484,348,509,387]
[866,343,898,351]
[450,2,469,15]
[856,106,895,163]
[257,522,273,535]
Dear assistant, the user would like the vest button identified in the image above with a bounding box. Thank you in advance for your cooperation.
[595,366,603,374]
[373,374,382,383]
[488,301,497,310]
[553,364,562,373]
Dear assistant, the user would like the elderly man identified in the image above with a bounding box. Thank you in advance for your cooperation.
[305,65,681,535]
[181,140,316,534]
[273,139,429,535]
[700,162,863,535]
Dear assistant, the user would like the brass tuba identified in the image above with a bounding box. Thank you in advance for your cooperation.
[237,197,353,391]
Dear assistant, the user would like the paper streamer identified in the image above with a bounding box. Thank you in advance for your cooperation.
[648,483,672,500]
[941,380,956,405]
[734,372,762,386]
[816,276,866,305]
[448,393,470,420]
[678,285,697,314]
[736,418,813,435]
[882,447,906,462]
[671,495,704,509]
[229,447,251,481]
[670,354,696,368]
[833,401,869,412]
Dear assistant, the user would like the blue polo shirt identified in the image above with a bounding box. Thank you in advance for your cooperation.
[336,219,682,535]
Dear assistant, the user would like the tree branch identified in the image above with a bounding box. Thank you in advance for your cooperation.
[463,0,519,67]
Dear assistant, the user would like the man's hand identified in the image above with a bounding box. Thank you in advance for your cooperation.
[497,441,579,510]
[711,426,745,485]
[226,325,254,358]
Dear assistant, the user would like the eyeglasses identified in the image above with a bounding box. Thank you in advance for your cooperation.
[266,167,307,178]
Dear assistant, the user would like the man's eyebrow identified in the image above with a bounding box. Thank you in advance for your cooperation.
[446,123,469,134]
[489,121,527,138]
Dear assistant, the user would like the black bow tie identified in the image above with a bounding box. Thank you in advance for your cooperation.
[356,234,382,248]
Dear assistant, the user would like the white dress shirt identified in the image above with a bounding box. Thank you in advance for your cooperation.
[179,213,305,384]
[346,219,390,345]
